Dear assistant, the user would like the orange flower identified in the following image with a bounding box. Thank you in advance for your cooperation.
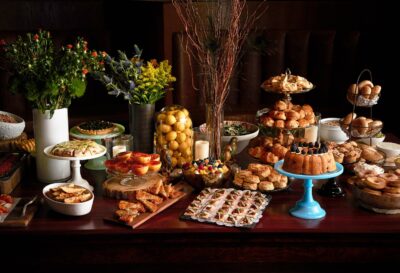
[33,34,39,41]
[66,44,73,49]
[82,68,89,75]
[91,51,98,57]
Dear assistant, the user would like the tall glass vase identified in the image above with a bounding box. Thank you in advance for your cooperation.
[206,103,224,160]
[129,103,155,153]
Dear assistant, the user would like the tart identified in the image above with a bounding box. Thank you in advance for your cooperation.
[76,120,115,135]
[51,140,104,157]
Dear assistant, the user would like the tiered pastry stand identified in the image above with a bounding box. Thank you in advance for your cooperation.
[318,69,382,197]
[43,144,107,191]
[69,123,125,170]
[261,68,315,104]
[275,160,343,219]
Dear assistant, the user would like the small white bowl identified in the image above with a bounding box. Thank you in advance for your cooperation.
[0,110,25,140]
[358,134,385,146]
[376,142,400,158]
[43,183,94,216]
[320,118,349,144]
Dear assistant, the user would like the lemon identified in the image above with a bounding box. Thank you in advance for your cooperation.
[157,135,167,146]
[175,111,186,122]
[176,132,187,143]
[182,147,192,157]
[185,118,192,128]
[184,128,193,137]
[179,142,188,153]
[182,108,189,117]
[171,157,178,167]
[166,131,177,141]
[157,113,166,121]
[178,157,187,166]
[174,122,185,132]
[160,124,171,133]
[168,140,179,150]
[165,114,177,125]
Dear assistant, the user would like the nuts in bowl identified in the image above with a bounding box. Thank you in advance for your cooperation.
[43,183,94,216]
[0,110,25,140]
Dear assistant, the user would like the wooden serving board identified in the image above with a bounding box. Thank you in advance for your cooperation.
[104,181,193,229]
[103,173,164,200]
[0,196,38,227]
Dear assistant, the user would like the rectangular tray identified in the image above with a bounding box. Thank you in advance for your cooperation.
[104,182,193,229]
[180,188,271,229]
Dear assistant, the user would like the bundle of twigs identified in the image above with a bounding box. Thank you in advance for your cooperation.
[173,0,267,159]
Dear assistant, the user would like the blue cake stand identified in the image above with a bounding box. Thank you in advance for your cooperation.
[274,160,344,219]
[70,123,125,170]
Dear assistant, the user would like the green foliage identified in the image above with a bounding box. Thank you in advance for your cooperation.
[0,30,104,116]
[92,45,176,105]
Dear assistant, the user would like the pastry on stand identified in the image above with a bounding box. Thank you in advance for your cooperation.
[44,140,107,191]
[70,121,125,170]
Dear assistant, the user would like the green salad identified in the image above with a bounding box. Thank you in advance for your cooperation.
[224,123,249,136]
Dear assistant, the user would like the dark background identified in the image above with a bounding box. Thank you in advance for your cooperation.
[0,0,396,135]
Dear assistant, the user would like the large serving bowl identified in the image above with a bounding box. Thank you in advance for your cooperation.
[200,121,259,154]
[0,110,25,140]
[222,121,259,153]
[353,185,400,212]
[320,118,349,144]
[43,183,94,216]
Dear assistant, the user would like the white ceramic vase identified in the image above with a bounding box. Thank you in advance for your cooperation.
[33,108,71,183]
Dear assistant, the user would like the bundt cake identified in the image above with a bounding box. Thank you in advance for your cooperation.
[282,142,337,175]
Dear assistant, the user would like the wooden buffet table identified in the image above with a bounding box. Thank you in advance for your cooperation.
[2,137,400,273]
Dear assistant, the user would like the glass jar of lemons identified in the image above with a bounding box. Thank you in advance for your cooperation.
[155,105,193,169]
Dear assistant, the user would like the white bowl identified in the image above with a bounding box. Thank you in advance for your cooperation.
[0,110,25,140]
[43,183,94,216]
[199,121,259,154]
[222,121,259,153]
[320,118,349,144]
[376,142,400,158]
[358,134,385,146]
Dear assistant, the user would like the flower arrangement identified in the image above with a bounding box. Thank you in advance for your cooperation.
[93,45,176,104]
[0,30,104,116]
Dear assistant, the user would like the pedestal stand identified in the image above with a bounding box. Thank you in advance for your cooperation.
[274,160,344,219]
[44,145,107,191]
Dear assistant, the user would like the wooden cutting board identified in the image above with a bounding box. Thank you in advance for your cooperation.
[103,173,164,200]
[104,181,193,229]
[0,196,38,227]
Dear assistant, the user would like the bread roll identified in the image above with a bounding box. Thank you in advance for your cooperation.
[343,113,357,125]
[274,100,287,111]
[348,83,358,94]
[275,120,285,128]
[285,119,299,129]
[285,110,300,120]
[258,181,274,191]
[298,119,310,128]
[369,120,382,128]
[302,104,313,113]
[272,111,286,120]
[358,80,374,89]
[360,85,372,99]
[370,85,381,99]
[286,101,293,110]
